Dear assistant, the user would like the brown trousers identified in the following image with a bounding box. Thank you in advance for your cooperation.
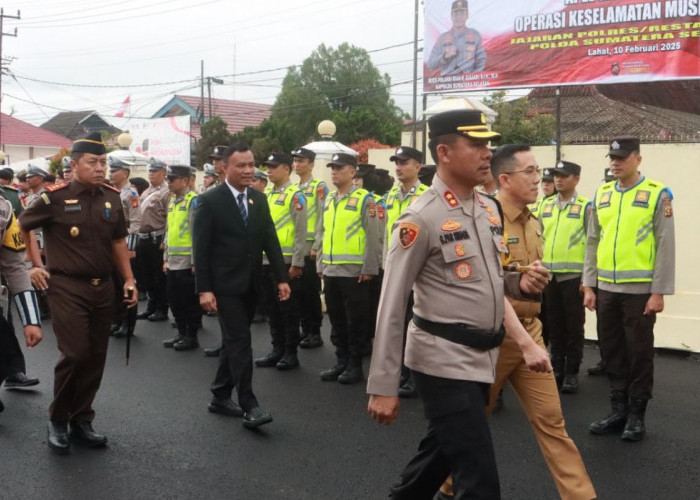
[441,319,596,500]
[47,275,114,422]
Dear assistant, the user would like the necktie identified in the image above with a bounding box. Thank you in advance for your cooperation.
[237,192,249,226]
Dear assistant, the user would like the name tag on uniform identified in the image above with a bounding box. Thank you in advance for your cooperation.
[598,191,612,208]
[439,229,470,244]
[64,205,82,213]
[633,190,650,208]
[345,197,358,211]
[275,193,287,206]
[567,204,582,218]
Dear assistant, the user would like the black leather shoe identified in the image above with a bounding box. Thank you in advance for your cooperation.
[561,374,579,394]
[242,406,273,429]
[204,345,222,357]
[255,351,283,367]
[69,421,107,448]
[276,353,299,371]
[320,363,347,381]
[398,379,418,398]
[136,310,154,320]
[208,397,244,417]
[47,421,70,454]
[111,323,128,339]
[4,372,40,389]
[338,364,364,385]
[587,359,607,376]
[163,335,183,348]
[299,333,323,349]
[173,336,199,351]
[148,311,169,322]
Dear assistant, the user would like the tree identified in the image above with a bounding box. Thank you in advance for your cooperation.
[484,91,556,145]
[195,116,233,169]
[349,139,393,164]
[240,43,404,152]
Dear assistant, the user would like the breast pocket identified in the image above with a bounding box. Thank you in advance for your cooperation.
[441,241,482,286]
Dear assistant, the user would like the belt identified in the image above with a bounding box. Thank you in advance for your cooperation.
[413,315,505,350]
[138,229,166,240]
[51,271,111,286]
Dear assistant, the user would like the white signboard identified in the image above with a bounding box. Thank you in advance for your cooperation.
[127,116,191,165]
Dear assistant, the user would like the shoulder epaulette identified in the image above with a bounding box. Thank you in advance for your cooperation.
[45,183,69,192]
[101,183,120,193]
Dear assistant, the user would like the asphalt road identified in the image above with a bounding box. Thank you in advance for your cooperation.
[1,312,699,500]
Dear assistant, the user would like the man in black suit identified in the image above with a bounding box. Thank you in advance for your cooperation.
[193,143,290,429]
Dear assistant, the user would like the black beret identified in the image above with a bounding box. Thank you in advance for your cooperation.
[209,145,227,160]
[72,131,107,155]
[327,153,357,168]
[552,161,581,177]
[263,152,293,167]
[428,110,501,141]
[167,165,192,178]
[390,146,423,163]
[607,136,640,157]
[292,147,316,161]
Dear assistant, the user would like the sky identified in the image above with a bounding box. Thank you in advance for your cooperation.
[0,0,519,128]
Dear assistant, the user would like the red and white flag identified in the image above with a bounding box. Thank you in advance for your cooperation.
[115,95,131,117]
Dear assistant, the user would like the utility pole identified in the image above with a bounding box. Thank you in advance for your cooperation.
[0,8,20,150]
[200,60,204,124]
[205,76,223,120]
[410,0,419,148]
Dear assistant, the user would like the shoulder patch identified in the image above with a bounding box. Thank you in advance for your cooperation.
[46,183,69,192]
[399,222,420,249]
[293,192,305,211]
[101,183,120,193]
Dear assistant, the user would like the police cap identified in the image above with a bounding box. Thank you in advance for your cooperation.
[607,136,640,158]
[452,0,468,12]
[61,156,72,171]
[254,168,268,181]
[428,110,501,141]
[72,131,107,155]
[209,145,227,160]
[148,157,168,171]
[26,165,50,179]
[541,168,554,181]
[603,167,615,182]
[166,165,192,179]
[203,163,216,176]
[291,147,316,161]
[108,155,135,171]
[389,146,423,163]
[552,161,581,177]
[327,153,357,168]
[263,152,293,167]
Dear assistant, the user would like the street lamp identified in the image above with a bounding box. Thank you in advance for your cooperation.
[117,131,133,150]
[318,120,336,139]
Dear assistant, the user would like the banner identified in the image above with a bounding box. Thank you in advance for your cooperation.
[424,0,700,92]
[126,116,191,165]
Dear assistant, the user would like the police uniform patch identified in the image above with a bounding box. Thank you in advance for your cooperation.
[2,214,25,251]
[275,193,287,205]
[568,204,582,218]
[599,191,612,208]
[317,184,327,201]
[368,201,377,218]
[508,236,519,244]
[633,190,650,208]
[346,197,359,211]
[444,191,459,208]
[377,204,385,220]
[399,222,420,249]
[454,262,472,280]
[663,197,673,217]
[455,243,466,257]
[293,193,304,211]
[41,193,51,205]
[441,220,461,231]
[542,204,554,217]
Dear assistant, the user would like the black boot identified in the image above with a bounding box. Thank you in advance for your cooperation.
[174,328,199,351]
[589,390,628,435]
[136,301,155,320]
[162,328,184,348]
[299,332,323,349]
[587,359,607,376]
[338,359,364,385]
[254,350,283,367]
[111,322,128,339]
[320,359,348,381]
[68,421,108,447]
[204,345,222,357]
[276,352,300,371]
[621,397,648,442]
[561,373,579,394]
[47,421,70,454]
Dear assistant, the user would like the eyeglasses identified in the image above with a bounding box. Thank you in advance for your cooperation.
[505,167,541,177]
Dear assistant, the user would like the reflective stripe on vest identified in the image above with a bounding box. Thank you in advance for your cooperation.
[265,184,301,257]
[322,188,370,265]
[541,194,589,273]
[385,183,428,242]
[595,178,664,284]
[166,191,197,255]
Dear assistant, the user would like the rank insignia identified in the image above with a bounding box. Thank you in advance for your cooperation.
[399,222,420,249]
[70,226,80,237]
[64,199,78,205]
[475,192,486,207]
[104,202,111,218]
[485,206,494,214]
[444,191,459,208]
[41,193,51,205]
[488,216,501,226]
[454,262,472,280]
[441,220,462,232]
[635,190,650,203]
[455,243,466,257]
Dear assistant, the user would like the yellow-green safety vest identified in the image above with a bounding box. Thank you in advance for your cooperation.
[529,197,545,217]
[298,178,327,241]
[385,183,428,241]
[166,191,197,255]
[595,177,665,283]
[265,184,303,258]
[322,188,371,265]
[540,194,590,273]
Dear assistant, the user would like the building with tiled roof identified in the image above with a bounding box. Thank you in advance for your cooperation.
[39,111,120,140]
[525,83,700,144]
[0,113,72,168]
[152,95,271,139]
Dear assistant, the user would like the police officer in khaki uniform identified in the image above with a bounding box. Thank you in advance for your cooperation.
[108,155,141,338]
[319,153,382,385]
[136,158,170,322]
[19,132,137,454]
[490,144,596,500]
[367,111,551,499]
[292,147,327,349]
[254,153,307,370]
[583,136,675,442]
